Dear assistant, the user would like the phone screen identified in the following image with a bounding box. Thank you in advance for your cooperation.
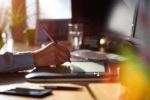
[0,88,52,98]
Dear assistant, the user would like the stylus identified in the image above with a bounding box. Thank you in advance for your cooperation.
[43,27,57,43]
[41,85,81,90]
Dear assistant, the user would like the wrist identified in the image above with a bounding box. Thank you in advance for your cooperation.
[33,51,41,66]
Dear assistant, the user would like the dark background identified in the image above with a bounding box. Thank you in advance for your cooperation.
[71,0,119,50]
[71,0,118,36]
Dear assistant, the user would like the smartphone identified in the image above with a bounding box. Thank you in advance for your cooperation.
[0,87,52,98]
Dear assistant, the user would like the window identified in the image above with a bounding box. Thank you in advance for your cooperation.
[39,0,71,19]
[26,0,37,29]
[26,0,72,28]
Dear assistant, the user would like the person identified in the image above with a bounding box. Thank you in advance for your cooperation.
[0,0,134,73]
[0,42,71,73]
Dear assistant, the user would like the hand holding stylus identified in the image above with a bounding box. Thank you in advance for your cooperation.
[43,27,71,63]
[33,28,71,67]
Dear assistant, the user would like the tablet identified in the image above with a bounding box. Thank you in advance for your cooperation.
[25,61,115,82]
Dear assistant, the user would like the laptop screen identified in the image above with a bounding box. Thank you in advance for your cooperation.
[133,0,150,49]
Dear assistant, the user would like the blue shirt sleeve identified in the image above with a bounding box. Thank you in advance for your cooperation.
[0,52,35,72]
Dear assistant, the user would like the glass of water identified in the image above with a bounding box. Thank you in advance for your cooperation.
[68,23,83,50]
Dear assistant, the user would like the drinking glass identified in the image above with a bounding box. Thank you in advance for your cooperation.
[68,23,83,50]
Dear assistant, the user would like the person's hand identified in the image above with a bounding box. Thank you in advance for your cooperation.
[33,42,71,67]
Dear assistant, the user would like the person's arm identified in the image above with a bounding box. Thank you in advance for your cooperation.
[0,42,70,73]
[0,52,34,72]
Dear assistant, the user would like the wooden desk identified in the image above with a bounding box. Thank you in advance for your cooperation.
[0,72,121,100]
[0,40,124,100]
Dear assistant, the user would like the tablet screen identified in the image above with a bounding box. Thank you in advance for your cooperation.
[67,62,105,73]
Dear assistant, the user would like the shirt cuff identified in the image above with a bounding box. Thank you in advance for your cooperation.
[13,52,35,70]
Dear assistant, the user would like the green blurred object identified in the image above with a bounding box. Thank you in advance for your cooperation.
[119,44,150,100]
[24,28,35,46]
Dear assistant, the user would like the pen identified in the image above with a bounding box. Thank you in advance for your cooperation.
[43,27,57,43]
[41,85,81,91]
[43,27,71,63]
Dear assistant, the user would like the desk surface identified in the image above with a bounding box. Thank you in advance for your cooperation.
[0,72,121,100]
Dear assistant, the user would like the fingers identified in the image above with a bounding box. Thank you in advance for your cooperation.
[52,43,71,58]
[48,42,71,64]
[53,49,70,65]
[55,57,67,65]
[55,44,69,52]
[58,51,70,62]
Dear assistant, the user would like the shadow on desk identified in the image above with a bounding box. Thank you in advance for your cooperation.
[0,72,27,85]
